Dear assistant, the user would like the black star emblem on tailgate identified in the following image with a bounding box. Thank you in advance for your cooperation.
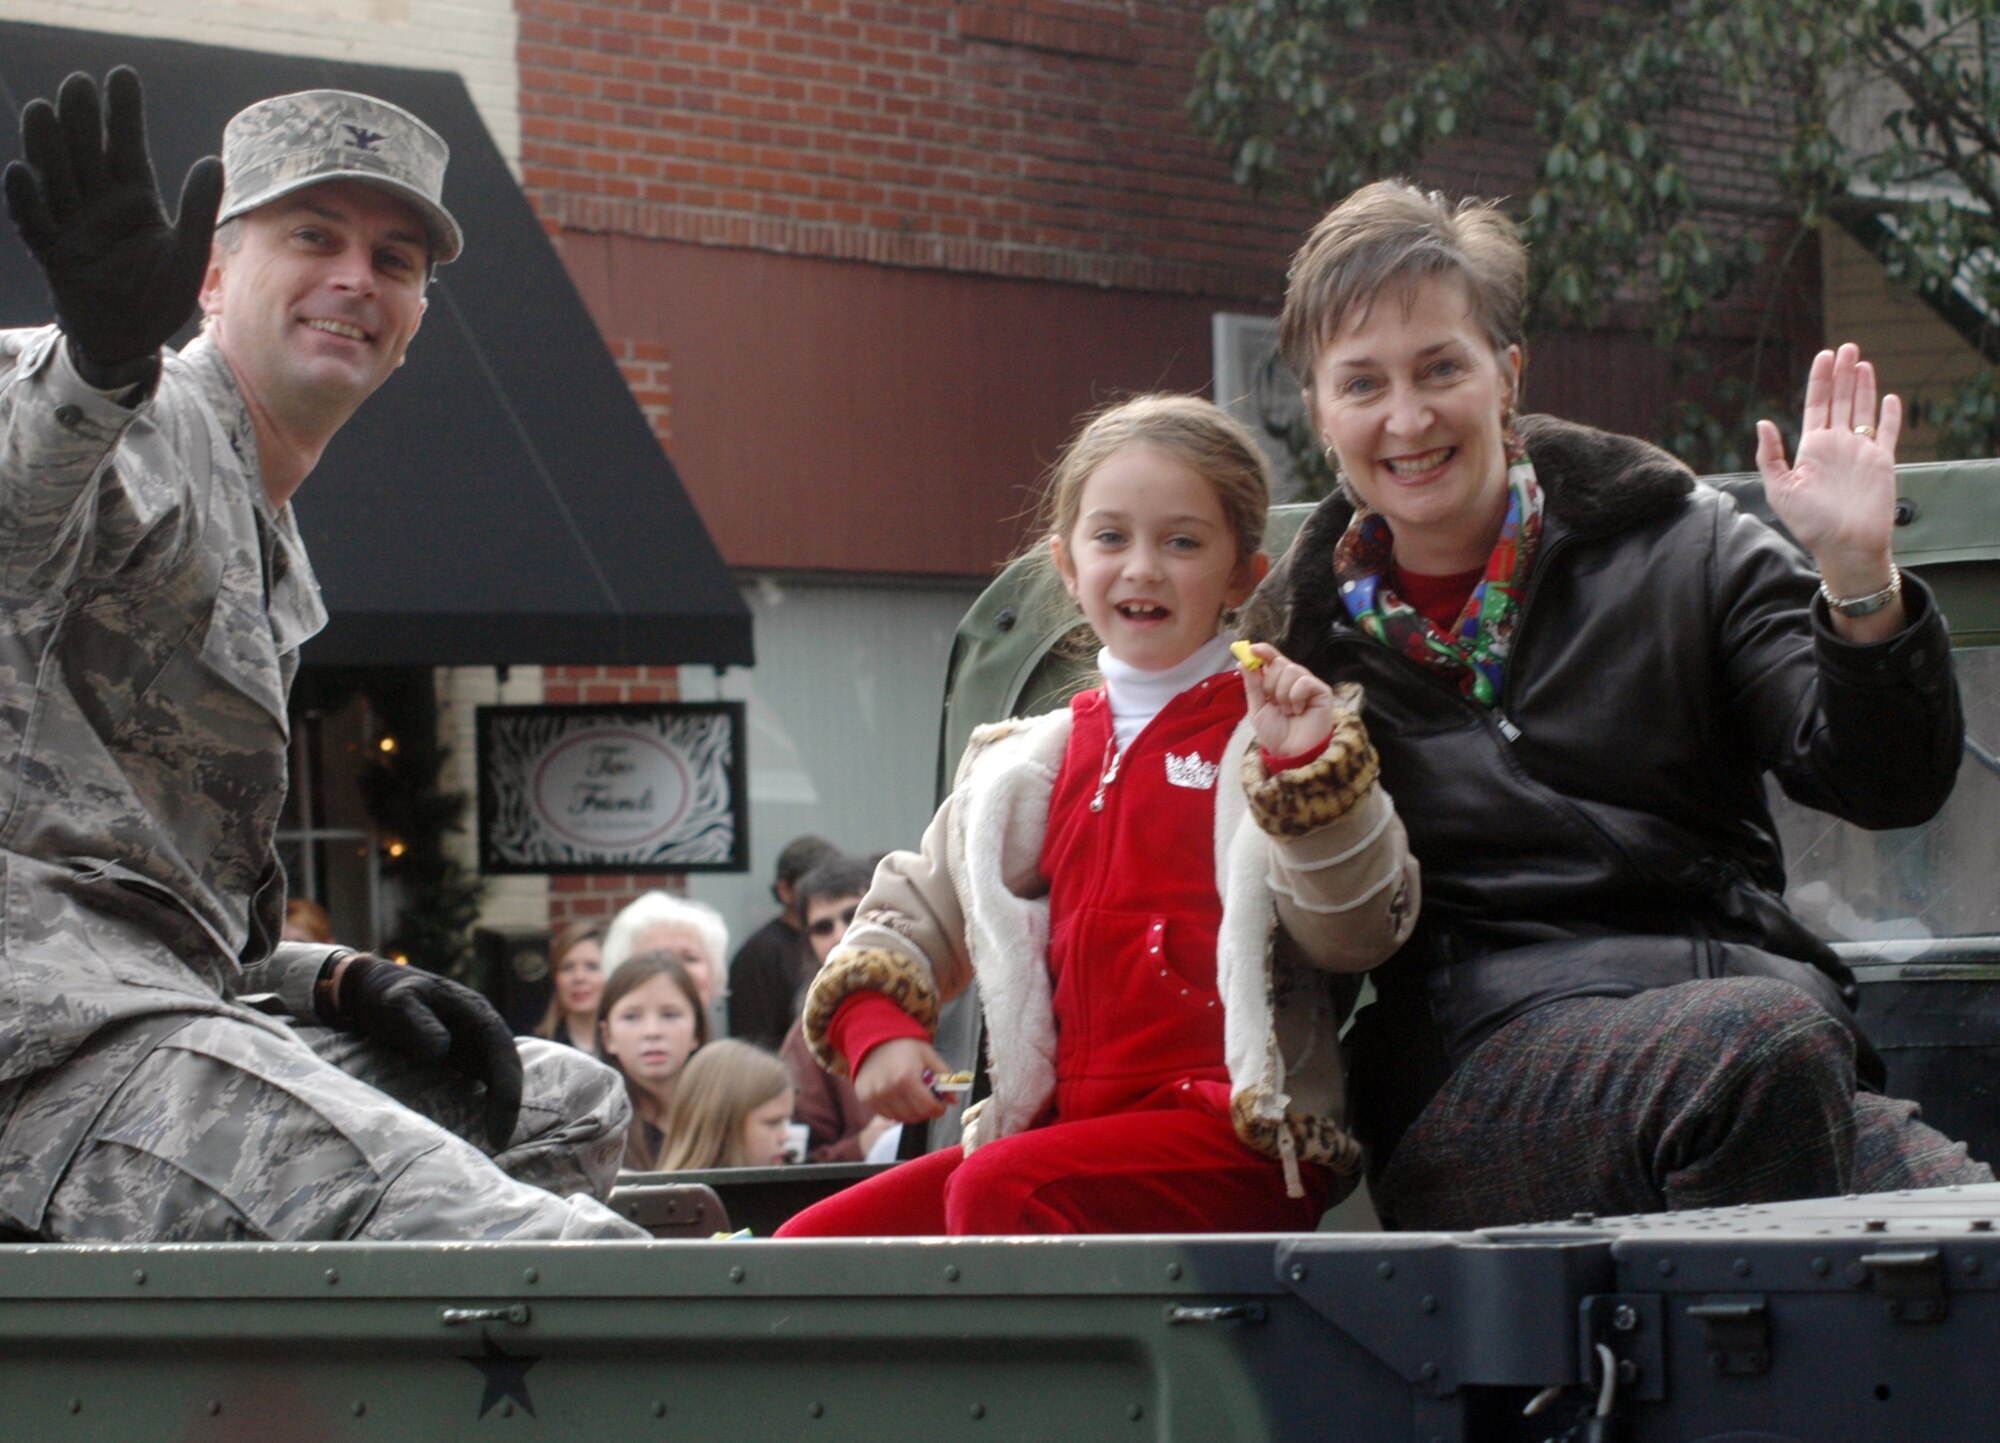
[461,1333,538,1418]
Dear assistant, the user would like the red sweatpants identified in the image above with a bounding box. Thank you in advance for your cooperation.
[774,1106,1334,1236]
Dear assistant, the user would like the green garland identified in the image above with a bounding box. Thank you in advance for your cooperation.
[290,666,487,983]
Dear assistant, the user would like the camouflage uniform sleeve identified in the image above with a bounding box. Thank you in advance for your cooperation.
[238,942,351,1020]
[0,326,161,586]
[1245,700,1421,973]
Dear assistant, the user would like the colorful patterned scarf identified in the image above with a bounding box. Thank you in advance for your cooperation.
[1333,443,1544,708]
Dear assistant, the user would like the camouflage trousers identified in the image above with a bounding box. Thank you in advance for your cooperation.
[0,1013,647,1241]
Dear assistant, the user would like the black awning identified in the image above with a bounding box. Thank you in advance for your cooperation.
[0,23,752,669]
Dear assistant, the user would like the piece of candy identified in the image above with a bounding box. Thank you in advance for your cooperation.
[1231,640,1263,670]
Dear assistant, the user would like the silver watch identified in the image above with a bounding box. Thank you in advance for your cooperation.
[1820,565,1902,617]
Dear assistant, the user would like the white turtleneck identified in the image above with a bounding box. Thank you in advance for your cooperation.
[1097,633,1240,754]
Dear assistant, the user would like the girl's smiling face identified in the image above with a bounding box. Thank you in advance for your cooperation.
[1051,441,1267,672]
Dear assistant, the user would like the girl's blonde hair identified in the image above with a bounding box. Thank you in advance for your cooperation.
[534,919,606,1040]
[1039,393,1272,568]
[658,1039,794,1171]
[1025,394,1273,648]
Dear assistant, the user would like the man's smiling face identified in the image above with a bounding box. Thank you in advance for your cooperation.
[199,179,428,422]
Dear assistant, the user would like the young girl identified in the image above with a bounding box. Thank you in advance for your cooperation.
[778,394,1419,1237]
[660,1040,798,1170]
[534,919,607,1053]
[597,951,710,1170]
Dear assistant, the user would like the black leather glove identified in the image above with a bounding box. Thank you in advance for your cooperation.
[2,67,222,386]
[322,954,525,1152]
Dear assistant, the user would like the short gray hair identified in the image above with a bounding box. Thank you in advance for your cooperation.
[603,891,729,974]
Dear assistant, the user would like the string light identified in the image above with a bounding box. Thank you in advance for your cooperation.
[376,735,399,756]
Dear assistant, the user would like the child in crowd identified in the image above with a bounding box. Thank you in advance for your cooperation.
[779,854,898,1162]
[534,919,607,1053]
[778,393,1420,1237]
[597,951,710,1170]
[660,1040,798,1170]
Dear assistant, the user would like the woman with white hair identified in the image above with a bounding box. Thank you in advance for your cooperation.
[602,892,730,1019]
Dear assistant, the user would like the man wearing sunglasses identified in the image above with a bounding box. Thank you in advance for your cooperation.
[781,855,895,1162]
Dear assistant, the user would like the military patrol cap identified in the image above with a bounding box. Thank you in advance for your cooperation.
[217,90,463,265]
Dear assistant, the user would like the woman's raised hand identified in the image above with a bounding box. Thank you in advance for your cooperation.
[1754,343,1902,613]
[852,1036,950,1124]
[1238,642,1336,759]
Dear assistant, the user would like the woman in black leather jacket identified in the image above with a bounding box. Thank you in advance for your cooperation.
[1242,180,1989,1228]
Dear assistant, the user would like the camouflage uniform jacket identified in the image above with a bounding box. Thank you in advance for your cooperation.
[0,326,340,1085]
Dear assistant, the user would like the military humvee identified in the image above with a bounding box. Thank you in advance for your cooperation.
[4,462,2000,1442]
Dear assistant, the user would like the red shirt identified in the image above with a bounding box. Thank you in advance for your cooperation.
[1393,562,1484,633]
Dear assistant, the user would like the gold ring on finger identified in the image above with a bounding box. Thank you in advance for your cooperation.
[1854,424,1876,438]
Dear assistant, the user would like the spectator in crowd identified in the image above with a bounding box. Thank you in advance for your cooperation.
[603,891,729,1033]
[660,1039,797,1171]
[728,835,839,1051]
[533,920,606,1053]
[779,855,896,1162]
[596,951,709,1170]
[281,897,334,945]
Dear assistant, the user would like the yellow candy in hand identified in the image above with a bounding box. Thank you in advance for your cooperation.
[1231,640,1263,671]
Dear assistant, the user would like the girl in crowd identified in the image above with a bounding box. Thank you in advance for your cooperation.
[534,920,606,1053]
[596,951,709,1170]
[1242,180,1987,1228]
[660,1039,797,1171]
[779,393,1419,1236]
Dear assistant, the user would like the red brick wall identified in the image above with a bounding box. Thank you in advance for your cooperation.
[608,337,674,444]
[540,664,691,929]
[516,0,1319,301]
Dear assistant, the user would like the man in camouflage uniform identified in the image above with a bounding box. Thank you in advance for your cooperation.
[0,69,645,1239]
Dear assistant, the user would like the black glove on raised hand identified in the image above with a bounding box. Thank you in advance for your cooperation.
[2,67,223,387]
[323,955,525,1152]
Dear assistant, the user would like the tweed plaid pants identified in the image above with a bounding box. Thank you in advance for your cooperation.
[1372,977,1990,1231]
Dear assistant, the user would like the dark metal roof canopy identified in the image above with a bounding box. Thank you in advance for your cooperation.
[0,23,753,668]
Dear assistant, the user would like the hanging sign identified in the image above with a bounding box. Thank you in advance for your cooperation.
[476,702,748,874]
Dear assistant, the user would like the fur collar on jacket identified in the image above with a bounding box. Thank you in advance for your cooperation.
[1241,414,1695,656]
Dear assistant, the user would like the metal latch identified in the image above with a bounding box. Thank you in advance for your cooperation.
[1860,1247,1947,1323]
[1686,1295,1769,1375]
[1163,1302,1266,1326]
[440,1304,531,1327]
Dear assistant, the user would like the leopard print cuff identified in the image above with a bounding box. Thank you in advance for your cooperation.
[1242,700,1380,837]
[801,945,941,1072]
[1231,1087,1365,1182]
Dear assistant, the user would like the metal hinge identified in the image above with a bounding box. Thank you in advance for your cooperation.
[1861,1247,1948,1323]
[1686,1295,1769,1375]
